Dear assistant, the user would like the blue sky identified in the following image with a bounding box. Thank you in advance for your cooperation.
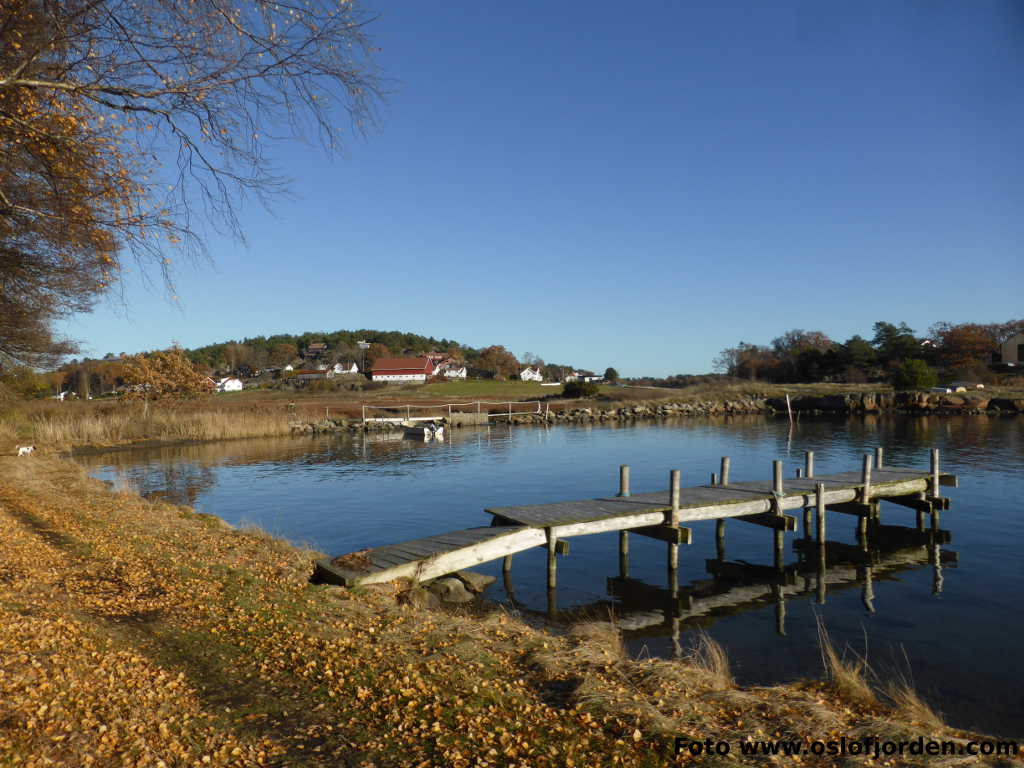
[62,1,1024,377]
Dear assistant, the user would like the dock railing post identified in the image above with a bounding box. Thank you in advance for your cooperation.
[618,465,630,577]
[772,460,784,571]
[875,446,884,469]
[804,451,814,479]
[861,454,873,504]
[668,470,680,571]
[720,456,730,486]
[816,482,827,603]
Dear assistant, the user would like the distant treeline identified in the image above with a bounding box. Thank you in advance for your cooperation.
[712,320,1024,387]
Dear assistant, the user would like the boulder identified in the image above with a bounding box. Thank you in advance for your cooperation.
[398,587,440,610]
[455,570,496,593]
[427,577,474,603]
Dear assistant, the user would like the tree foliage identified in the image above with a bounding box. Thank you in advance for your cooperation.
[0,0,381,365]
[890,359,938,391]
[477,345,520,379]
[122,347,211,401]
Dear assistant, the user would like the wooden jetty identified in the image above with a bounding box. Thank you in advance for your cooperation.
[314,448,957,589]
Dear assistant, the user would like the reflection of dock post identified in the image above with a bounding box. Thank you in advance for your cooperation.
[932,542,943,595]
[503,555,512,575]
[863,565,875,613]
[773,583,786,636]
[857,516,868,549]
[667,470,680,572]
[716,519,726,561]
[670,565,682,660]
[618,465,630,577]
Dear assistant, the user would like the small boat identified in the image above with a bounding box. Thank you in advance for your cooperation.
[401,421,445,441]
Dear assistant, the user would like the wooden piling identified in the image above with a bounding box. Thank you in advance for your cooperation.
[502,555,512,574]
[546,531,557,589]
[773,460,783,496]
[861,454,873,503]
[711,472,718,486]
[863,566,875,613]
[815,482,826,544]
[715,519,726,561]
[804,451,814,479]
[720,456,730,486]
[803,507,812,539]
[618,465,630,577]
[916,510,926,531]
[774,583,786,636]
[930,448,941,498]
[773,528,784,571]
[668,470,680,571]
[796,467,803,479]
[875,446,884,469]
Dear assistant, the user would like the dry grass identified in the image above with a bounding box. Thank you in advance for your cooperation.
[685,632,733,691]
[2,400,292,451]
[817,617,877,707]
[886,681,945,730]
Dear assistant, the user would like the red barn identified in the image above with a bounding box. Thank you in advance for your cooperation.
[371,357,435,383]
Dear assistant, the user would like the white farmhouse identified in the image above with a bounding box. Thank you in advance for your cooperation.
[371,357,435,383]
[216,377,243,392]
[332,362,359,375]
[519,366,543,382]
[443,365,467,379]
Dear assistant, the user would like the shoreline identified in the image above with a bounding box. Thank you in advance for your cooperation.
[0,454,1017,766]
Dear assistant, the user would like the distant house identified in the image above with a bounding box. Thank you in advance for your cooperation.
[304,341,328,358]
[1000,332,1024,366]
[283,364,294,372]
[371,357,434,383]
[332,362,359,375]
[443,365,467,379]
[950,381,984,391]
[201,377,216,390]
[216,377,243,392]
[520,366,543,382]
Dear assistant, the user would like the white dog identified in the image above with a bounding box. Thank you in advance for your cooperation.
[16,445,35,457]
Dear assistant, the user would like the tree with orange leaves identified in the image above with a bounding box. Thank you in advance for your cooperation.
[0,0,381,366]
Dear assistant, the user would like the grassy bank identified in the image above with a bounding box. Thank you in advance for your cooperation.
[0,456,1014,767]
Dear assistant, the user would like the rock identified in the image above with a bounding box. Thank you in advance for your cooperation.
[427,577,474,603]
[398,587,441,610]
[455,570,496,593]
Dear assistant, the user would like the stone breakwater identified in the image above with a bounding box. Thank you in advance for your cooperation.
[288,391,1023,434]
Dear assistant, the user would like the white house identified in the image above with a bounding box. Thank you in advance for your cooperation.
[332,362,359,375]
[520,366,543,382]
[283,364,294,372]
[371,357,434,383]
[216,377,243,392]
[442,365,467,379]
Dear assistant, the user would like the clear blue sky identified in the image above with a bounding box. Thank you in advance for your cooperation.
[61,0,1024,377]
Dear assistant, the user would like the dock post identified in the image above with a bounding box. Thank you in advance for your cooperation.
[929,448,942,531]
[720,456,730,486]
[618,465,630,577]
[917,509,926,531]
[502,555,512,575]
[861,454,873,504]
[772,460,784,572]
[804,451,814,479]
[667,469,680,571]
[795,467,803,479]
[803,506,812,539]
[857,516,868,549]
[546,530,557,590]
[815,482,826,544]
[618,465,631,497]
[715,519,726,561]
[710,472,718,486]
[875,446,884,469]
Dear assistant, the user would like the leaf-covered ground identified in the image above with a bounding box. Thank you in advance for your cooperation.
[0,457,1016,767]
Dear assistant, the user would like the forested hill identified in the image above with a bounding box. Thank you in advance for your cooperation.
[182,329,469,370]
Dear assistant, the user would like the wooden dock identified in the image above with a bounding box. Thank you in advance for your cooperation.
[314,448,957,589]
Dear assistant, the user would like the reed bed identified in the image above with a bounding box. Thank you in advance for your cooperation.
[3,401,293,450]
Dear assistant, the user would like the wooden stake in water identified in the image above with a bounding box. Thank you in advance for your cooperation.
[720,456,730,486]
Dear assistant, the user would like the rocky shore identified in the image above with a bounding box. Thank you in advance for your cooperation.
[289,390,1023,435]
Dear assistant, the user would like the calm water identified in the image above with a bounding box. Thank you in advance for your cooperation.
[78,415,1024,736]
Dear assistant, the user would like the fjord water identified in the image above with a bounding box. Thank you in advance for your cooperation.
[79,415,1024,736]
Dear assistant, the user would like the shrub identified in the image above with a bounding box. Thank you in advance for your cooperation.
[890,359,938,390]
[562,381,599,398]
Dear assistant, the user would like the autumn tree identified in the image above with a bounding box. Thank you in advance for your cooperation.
[365,343,390,369]
[604,367,619,383]
[0,0,380,366]
[268,342,298,367]
[477,345,520,379]
[122,346,212,410]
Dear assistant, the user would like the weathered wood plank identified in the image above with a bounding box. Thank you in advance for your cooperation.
[631,525,693,544]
